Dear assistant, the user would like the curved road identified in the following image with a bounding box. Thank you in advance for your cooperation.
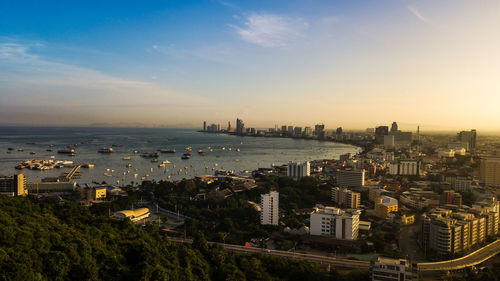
[418,239,500,271]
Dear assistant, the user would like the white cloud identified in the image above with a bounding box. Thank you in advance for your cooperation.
[232,13,307,48]
[408,5,432,25]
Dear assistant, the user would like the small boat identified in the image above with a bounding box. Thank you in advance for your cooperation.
[18,148,24,152]
[46,149,53,152]
[7,147,14,151]
[15,164,25,170]
[151,159,158,163]
[126,163,132,168]
[98,147,114,153]
[181,153,191,160]
[82,163,95,168]
[141,152,160,158]
[30,152,36,155]
[185,147,192,152]
[122,156,131,160]
[162,160,171,164]
[236,148,240,152]
[58,148,75,154]
[159,148,176,153]
[133,150,139,154]
[158,163,165,168]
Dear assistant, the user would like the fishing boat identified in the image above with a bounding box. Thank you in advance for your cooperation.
[122,156,131,160]
[151,159,158,163]
[185,147,192,152]
[181,153,191,160]
[15,164,25,170]
[236,148,240,152]
[17,148,24,152]
[126,163,132,168]
[141,152,160,158]
[7,147,14,151]
[30,152,36,155]
[58,148,75,154]
[198,150,206,156]
[82,163,95,168]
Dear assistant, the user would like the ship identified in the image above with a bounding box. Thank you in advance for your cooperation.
[58,148,75,154]
[181,153,191,160]
[141,152,160,158]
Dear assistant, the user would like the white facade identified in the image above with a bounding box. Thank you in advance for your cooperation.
[287,161,310,180]
[389,160,420,176]
[260,190,279,225]
[310,206,360,239]
[371,257,416,281]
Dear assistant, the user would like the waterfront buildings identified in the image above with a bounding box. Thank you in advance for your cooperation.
[287,161,311,180]
[236,118,245,135]
[375,196,398,219]
[0,174,28,196]
[370,257,417,281]
[331,187,361,209]
[260,190,279,226]
[314,124,325,139]
[480,157,500,186]
[336,169,365,188]
[310,206,360,239]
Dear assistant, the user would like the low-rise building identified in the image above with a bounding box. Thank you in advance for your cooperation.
[375,196,398,219]
[310,206,361,240]
[370,257,417,281]
[114,208,150,222]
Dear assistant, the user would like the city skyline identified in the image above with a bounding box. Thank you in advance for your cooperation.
[1,0,500,131]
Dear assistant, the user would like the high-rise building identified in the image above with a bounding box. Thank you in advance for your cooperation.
[203,121,206,132]
[0,174,28,196]
[336,127,343,135]
[294,126,302,136]
[287,126,294,135]
[384,135,395,148]
[457,129,477,151]
[236,118,245,135]
[375,126,389,143]
[287,161,310,180]
[389,160,421,176]
[370,257,417,281]
[331,187,360,209]
[390,122,398,132]
[304,127,312,136]
[281,125,287,133]
[310,206,360,239]
[227,121,231,132]
[480,157,500,186]
[260,190,279,225]
[314,124,325,139]
[336,169,365,188]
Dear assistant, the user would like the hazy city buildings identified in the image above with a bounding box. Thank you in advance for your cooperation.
[480,157,500,186]
[287,161,311,180]
[457,129,477,151]
[310,206,360,239]
[389,160,421,176]
[236,118,245,135]
[260,190,279,226]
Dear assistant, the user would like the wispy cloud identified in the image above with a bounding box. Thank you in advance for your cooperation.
[231,13,308,48]
[408,5,432,25]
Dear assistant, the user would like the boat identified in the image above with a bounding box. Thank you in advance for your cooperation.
[7,147,14,151]
[151,159,158,163]
[15,164,25,170]
[98,147,114,153]
[82,163,95,168]
[46,149,53,152]
[198,150,206,156]
[162,160,171,164]
[141,152,159,158]
[181,153,191,160]
[236,148,240,152]
[159,148,176,153]
[58,148,75,154]
[30,152,36,155]
[17,148,24,152]
[126,163,132,168]
[133,150,139,154]
[122,156,131,160]
[158,163,165,168]
[185,147,192,152]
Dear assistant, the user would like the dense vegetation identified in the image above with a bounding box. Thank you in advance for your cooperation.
[0,195,369,281]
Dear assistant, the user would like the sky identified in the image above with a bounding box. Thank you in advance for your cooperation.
[0,0,499,131]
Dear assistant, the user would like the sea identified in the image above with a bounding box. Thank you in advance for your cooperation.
[0,126,360,185]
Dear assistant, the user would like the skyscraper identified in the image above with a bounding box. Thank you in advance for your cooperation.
[391,121,398,132]
[236,118,244,135]
[375,126,389,143]
[314,124,325,139]
[227,121,231,132]
[457,129,477,151]
[203,121,206,131]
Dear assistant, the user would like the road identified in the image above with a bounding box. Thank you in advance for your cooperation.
[418,239,500,271]
[169,237,370,269]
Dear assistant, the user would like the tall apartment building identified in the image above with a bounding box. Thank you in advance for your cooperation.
[480,157,500,186]
[331,187,360,209]
[375,126,389,144]
[421,205,499,255]
[336,169,365,188]
[310,206,361,239]
[236,118,245,135]
[260,190,279,226]
[453,179,473,193]
[0,174,28,196]
[375,196,398,219]
[370,257,417,281]
[287,161,310,180]
[389,160,421,176]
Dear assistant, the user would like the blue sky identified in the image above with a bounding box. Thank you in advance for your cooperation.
[1,0,499,130]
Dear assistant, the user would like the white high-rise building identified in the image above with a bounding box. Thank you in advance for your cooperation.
[310,206,360,239]
[389,160,420,176]
[287,161,310,180]
[260,190,279,225]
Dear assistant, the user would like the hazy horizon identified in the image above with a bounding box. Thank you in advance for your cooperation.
[1,0,499,131]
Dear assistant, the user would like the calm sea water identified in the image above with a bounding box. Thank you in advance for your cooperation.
[0,126,360,185]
